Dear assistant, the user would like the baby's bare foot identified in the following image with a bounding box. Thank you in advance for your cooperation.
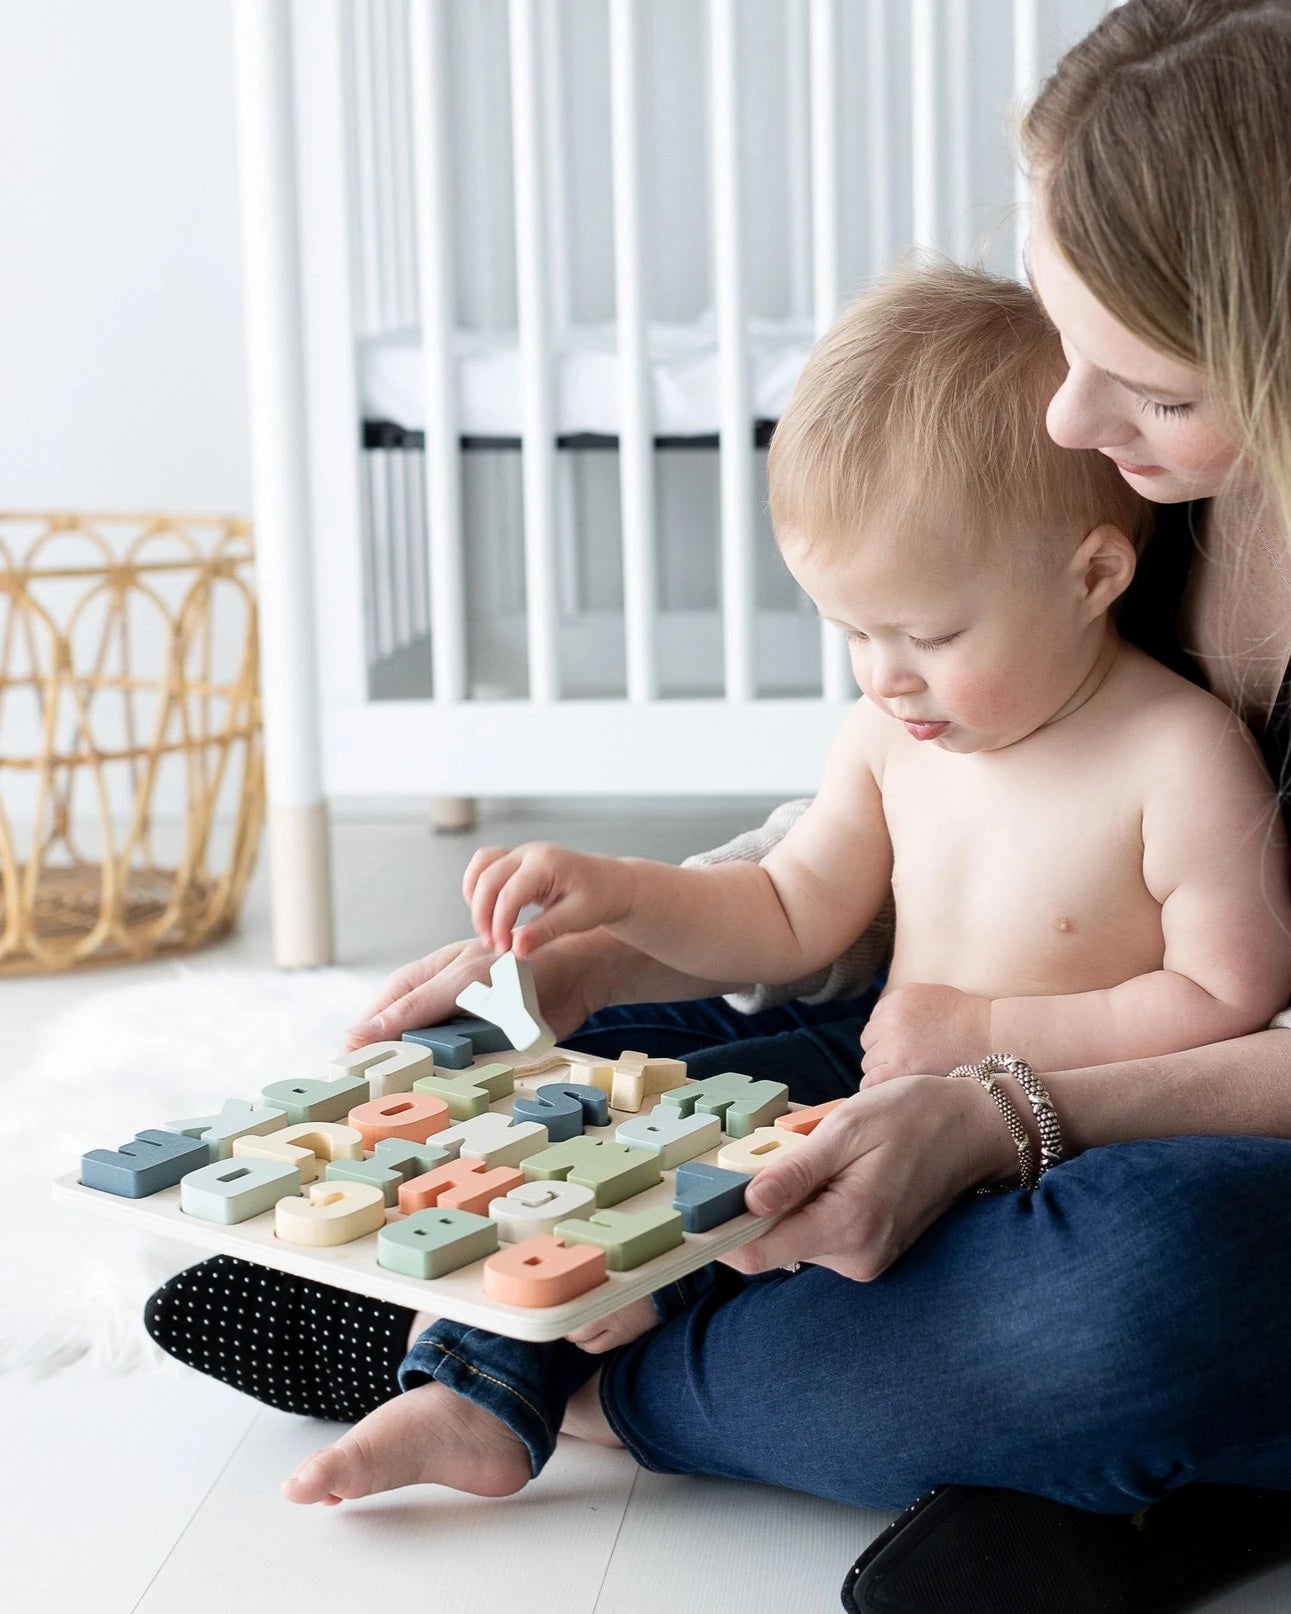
[282,1380,531,1506]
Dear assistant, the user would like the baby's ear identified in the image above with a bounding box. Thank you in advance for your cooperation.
[1077,522,1137,615]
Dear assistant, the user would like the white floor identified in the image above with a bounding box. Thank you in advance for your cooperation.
[6,805,1291,1614]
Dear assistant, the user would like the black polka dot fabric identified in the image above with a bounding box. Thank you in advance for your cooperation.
[143,1255,413,1423]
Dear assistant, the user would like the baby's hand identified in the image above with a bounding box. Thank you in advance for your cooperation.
[463,841,634,957]
[564,1296,660,1354]
[860,982,993,1084]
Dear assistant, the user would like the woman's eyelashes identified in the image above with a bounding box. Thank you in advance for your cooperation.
[1138,396,1194,419]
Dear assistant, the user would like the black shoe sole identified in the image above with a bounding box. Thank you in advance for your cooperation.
[840,1483,1291,1614]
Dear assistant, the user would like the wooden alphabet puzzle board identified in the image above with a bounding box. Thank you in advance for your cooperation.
[52,1031,832,1343]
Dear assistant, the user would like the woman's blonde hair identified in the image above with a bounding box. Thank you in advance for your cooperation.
[1021,0,1291,545]
[767,261,1148,570]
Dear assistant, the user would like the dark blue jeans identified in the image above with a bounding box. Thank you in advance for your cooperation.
[400,990,1291,1513]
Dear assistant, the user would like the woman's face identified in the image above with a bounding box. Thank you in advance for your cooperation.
[1028,196,1242,503]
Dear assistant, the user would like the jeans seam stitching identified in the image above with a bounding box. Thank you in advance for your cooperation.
[426,1341,556,1442]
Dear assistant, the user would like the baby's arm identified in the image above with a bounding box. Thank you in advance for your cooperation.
[988,709,1291,1069]
[466,699,895,987]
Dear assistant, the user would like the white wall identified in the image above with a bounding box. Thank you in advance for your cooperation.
[0,0,249,514]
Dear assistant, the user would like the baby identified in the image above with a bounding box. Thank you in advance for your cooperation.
[468,264,1291,1089]
[283,265,1291,1510]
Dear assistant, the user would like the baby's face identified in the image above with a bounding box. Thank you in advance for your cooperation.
[785,528,1105,754]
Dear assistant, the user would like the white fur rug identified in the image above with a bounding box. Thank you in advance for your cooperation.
[1,963,383,1378]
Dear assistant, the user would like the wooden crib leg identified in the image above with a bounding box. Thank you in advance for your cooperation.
[431,797,477,834]
[269,802,336,967]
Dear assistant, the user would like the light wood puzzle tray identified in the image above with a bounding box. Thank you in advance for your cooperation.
[52,1043,813,1343]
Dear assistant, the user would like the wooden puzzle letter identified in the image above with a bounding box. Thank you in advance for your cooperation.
[400,1025,474,1068]
[327,1040,436,1098]
[487,1179,596,1241]
[274,1179,387,1247]
[661,1071,789,1137]
[232,1121,361,1185]
[522,1134,662,1207]
[260,1075,369,1126]
[608,1053,689,1114]
[774,1097,848,1135]
[435,1111,549,1169]
[481,1235,607,1307]
[377,1208,500,1279]
[716,1126,809,1174]
[180,1157,302,1224]
[412,1062,515,1121]
[671,1161,752,1232]
[454,951,554,1053]
[161,1099,287,1162]
[513,1078,593,1142]
[346,1091,451,1149]
[398,1157,526,1217]
[554,1204,685,1270]
[614,1108,721,1169]
[80,1131,209,1199]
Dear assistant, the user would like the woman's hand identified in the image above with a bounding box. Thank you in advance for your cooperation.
[721,1073,1021,1281]
[343,930,616,1051]
[464,842,634,958]
[859,982,993,1084]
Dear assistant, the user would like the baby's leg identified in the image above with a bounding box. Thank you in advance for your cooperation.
[563,1296,660,1354]
[406,1308,438,1352]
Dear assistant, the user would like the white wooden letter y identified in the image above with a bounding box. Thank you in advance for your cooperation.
[455,951,555,1054]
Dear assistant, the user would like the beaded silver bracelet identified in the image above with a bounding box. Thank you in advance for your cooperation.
[949,1052,1064,1193]
[949,1068,1037,1194]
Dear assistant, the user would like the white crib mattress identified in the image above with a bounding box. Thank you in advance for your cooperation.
[360,313,815,437]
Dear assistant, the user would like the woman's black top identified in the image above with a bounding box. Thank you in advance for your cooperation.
[1116,497,1291,839]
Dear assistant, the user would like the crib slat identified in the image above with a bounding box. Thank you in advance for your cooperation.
[1013,0,1039,280]
[948,0,972,261]
[510,0,560,703]
[609,0,658,703]
[539,0,583,622]
[349,0,383,333]
[388,446,412,650]
[407,447,429,641]
[388,0,419,327]
[409,0,466,703]
[911,0,938,257]
[709,0,756,703]
[785,0,813,321]
[808,0,853,702]
[866,0,891,275]
[370,447,394,659]
[368,0,401,328]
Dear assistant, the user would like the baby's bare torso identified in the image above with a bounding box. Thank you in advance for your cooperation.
[878,644,1224,998]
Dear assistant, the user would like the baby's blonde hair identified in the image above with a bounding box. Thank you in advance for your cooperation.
[1021,0,1291,549]
[767,261,1149,570]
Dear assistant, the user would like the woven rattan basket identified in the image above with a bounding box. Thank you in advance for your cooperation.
[0,513,264,974]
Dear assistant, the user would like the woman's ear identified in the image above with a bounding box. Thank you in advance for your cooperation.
[1074,523,1137,618]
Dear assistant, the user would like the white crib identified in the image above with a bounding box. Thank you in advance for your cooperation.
[230,0,1106,963]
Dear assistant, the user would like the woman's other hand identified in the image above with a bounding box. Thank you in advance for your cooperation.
[343,931,614,1051]
[721,1073,1023,1281]
[463,842,634,957]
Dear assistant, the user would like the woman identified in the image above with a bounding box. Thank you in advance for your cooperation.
[145,3,1291,1608]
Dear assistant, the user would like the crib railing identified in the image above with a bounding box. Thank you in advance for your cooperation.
[233,0,1100,959]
